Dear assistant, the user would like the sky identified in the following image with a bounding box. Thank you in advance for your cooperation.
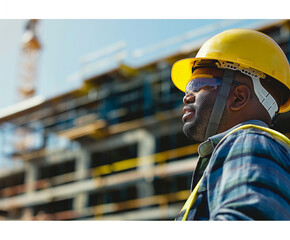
[0,19,278,110]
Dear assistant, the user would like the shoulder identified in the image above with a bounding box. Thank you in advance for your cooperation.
[212,127,289,171]
[220,127,289,152]
[206,127,290,220]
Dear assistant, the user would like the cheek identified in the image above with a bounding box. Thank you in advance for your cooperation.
[195,91,217,110]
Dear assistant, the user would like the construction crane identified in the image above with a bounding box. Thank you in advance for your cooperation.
[18,19,41,101]
[12,20,42,154]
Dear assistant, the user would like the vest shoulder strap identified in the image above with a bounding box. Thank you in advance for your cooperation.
[176,177,203,221]
[219,124,290,146]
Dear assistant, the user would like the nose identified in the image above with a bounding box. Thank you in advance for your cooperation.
[183,93,195,104]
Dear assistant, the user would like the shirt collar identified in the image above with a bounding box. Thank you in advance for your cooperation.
[197,120,268,157]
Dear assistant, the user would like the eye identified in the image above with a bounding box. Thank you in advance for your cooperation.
[185,90,195,96]
[200,85,215,91]
[195,82,210,91]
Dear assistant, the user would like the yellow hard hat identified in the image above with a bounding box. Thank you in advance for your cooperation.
[171,28,290,113]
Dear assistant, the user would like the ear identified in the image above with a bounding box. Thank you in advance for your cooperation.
[228,84,251,111]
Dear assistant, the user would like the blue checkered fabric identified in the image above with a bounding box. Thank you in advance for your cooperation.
[176,120,290,220]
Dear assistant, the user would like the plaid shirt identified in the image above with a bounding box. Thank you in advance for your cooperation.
[176,120,290,220]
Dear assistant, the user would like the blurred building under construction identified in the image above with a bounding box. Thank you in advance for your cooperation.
[0,20,289,220]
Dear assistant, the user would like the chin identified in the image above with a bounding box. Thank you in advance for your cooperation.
[183,122,204,143]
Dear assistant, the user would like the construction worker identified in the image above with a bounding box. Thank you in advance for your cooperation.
[171,29,290,220]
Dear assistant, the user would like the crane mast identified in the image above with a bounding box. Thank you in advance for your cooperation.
[18,19,41,101]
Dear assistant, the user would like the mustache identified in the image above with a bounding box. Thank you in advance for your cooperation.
[182,104,195,114]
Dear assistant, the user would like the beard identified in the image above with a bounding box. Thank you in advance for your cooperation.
[182,93,218,142]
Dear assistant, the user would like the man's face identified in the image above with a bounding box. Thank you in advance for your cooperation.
[182,68,224,142]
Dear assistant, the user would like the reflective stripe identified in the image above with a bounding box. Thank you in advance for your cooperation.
[177,124,289,221]
[175,177,203,221]
[219,124,290,146]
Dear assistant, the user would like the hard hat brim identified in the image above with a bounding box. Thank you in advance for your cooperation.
[171,58,196,92]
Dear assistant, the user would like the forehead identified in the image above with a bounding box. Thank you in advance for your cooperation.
[192,67,225,78]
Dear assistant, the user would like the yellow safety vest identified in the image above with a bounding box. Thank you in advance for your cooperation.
[176,124,290,221]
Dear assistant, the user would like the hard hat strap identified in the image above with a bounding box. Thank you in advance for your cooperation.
[217,60,278,118]
[251,76,278,119]
[204,69,235,140]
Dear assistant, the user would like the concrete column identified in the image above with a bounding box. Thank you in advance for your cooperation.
[75,148,90,181]
[73,149,90,216]
[136,129,155,199]
[24,162,37,194]
[73,192,87,217]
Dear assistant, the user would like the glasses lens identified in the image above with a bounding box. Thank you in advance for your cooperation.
[185,77,221,95]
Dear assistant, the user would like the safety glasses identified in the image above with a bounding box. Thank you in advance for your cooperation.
[185,74,240,96]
